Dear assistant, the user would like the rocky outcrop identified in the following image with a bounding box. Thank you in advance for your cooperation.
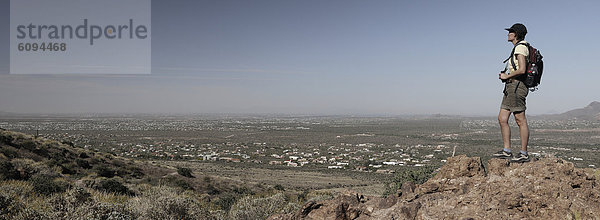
[271,155,600,219]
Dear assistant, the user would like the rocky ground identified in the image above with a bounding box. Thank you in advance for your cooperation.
[270,155,600,220]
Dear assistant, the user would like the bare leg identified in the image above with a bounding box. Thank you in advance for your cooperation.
[513,111,529,152]
[498,109,512,149]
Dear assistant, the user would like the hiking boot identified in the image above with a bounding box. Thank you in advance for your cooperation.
[510,152,530,163]
[492,150,512,158]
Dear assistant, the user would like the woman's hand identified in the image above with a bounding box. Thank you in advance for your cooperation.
[499,73,510,80]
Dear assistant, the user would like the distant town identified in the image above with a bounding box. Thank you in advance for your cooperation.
[1,115,598,171]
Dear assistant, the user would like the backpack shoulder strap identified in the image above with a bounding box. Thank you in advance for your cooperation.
[503,45,516,63]
[504,41,529,71]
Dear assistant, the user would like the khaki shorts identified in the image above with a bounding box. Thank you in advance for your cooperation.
[501,80,528,112]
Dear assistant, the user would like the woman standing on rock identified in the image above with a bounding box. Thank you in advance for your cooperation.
[492,23,530,163]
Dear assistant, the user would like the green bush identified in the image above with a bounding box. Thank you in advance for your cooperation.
[0,131,15,145]
[274,184,285,191]
[75,158,92,169]
[116,167,132,178]
[128,166,145,178]
[95,166,115,178]
[163,176,194,191]
[383,166,436,197]
[61,140,74,147]
[0,180,35,198]
[173,178,194,191]
[78,152,89,158]
[19,139,38,151]
[214,193,238,211]
[206,184,220,195]
[0,161,20,180]
[305,191,334,202]
[30,174,69,196]
[95,178,132,196]
[47,151,70,167]
[76,202,134,220]
[177,167,194,178]
[0,193,15,216]
[9,158,42,180]
[59,164,76,175]
[0,147,19,159]
[228,193,289,220]
[66,187,92,205]
[129,185,222,220]
[234,186,253,195]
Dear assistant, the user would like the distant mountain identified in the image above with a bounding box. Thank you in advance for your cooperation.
[0,111,25,117]
[558,101,600,120]
[538,101,600,121]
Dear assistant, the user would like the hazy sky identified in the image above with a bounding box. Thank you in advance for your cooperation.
[1,0,599,115]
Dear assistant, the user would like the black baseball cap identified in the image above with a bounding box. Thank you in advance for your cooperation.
[505,23,527,35]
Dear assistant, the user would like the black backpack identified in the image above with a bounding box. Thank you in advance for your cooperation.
[503,42,544,91]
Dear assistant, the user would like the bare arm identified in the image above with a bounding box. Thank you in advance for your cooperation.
[499,54,527,80]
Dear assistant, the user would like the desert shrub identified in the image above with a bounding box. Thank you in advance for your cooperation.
[296,190,309,203]
[30,174,69,196]
[78,152,89,158]
[47,151,71,167]
[81,202,135,219]
[103,153,113,160]
[0,193,13,216]
[0,131,15,145]
[90,155,106,165]
[383,166,436,197]
[233,186,253,195]
[214,193,238,211]
[128,166,145,178]
[116,167,132,178]
[22,139,50,158]
[129,185,220,220]
[0,192,24,217]
[206,184,220,195]
[55,200,134,220]
[61,140,74,147]
[75,158,92,169]
[0,181,34,218]
[274,184,285,191]
[9,158,43,180]
[59,162,78,175]
[205,185,253,211]
[305,191,334,202]
[17,139,37,151]
[12,187,131,219]
[11,206,48,220]
[89,187,130,205]
[163,176,194,191]
[95,178,132,196]
[0,180,35,198]
[111,159,127,167]
[65,187,92,205]
[228,193,289,220]
[0,161,20,180]
[0,147,19,159]
[177,167,194,178]
[281,202,302,215]
[96,165,115,178]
